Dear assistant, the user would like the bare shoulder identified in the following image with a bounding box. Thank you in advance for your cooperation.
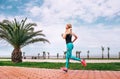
[72,32,76,35]
[72,32,78,38]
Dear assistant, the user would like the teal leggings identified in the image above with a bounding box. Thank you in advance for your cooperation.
[66,43,81,68]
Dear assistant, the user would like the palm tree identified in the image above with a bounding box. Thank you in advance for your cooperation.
[119,52,120,59]
[38,53,40,59]
[76,51,78,58]
[23,52,25,59]
[57,53,59,59]
[43,51,46,59]
[0,18,49,63]
[76,51,81,58]
[47,52,50,59]
[79,51,81,58]
[107,47,110,59]
[87,50,90,59]
[101,46,104,59]
[63,51,66,59]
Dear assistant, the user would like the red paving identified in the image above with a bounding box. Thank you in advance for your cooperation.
[0,66,120,79]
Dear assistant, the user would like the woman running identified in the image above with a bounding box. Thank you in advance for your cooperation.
[61,24,87,72]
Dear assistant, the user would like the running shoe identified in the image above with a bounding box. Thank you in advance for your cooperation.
[81,59,87,67]
[61,67,68,72]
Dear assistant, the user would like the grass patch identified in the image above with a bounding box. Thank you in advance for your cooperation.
[0,61,120,71]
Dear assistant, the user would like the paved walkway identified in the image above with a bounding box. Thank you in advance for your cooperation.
[23,59,120,63]
[0,66,119,79]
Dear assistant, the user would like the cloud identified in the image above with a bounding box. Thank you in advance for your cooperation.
[0,15,6,21]
[25,0,120,24]
[74,25,120,48]
[26,6,41,17]
[0,5,12,9]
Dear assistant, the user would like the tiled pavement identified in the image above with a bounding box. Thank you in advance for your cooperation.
[0,66,120,79]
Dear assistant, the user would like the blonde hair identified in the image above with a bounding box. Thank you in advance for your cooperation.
[67,24,72,28]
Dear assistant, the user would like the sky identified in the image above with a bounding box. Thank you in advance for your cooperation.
[0,0,120,58]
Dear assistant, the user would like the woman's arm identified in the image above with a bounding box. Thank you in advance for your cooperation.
[72,32,78,43]
[61,28,71,39]
[61,33,66,39]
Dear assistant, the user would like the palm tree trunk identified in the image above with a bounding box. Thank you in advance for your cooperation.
[102,51,104,59]
[11,48,22,63]
[108,51,110,59]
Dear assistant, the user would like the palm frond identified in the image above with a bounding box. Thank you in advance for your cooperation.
[21,38,49,47]
[0,18,49,48]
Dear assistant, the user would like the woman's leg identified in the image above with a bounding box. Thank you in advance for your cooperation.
[70,55,81,61]
[65,53,70,68]
[64,43,86,71]
[65,43,73,68]
[68,43,81,61]
[65,54,70,68]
